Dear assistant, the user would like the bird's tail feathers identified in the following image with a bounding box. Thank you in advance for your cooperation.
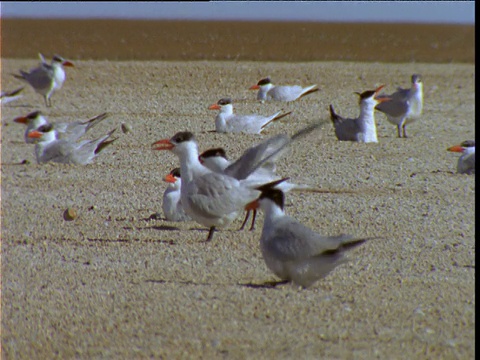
[329,104,342,124]
[261,110,293,130]
[84,112,110,131]
[298,86,320,99]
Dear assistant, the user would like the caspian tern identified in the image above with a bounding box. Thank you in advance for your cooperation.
[152,131,271,242]
[152,123,322,242]
[0,87,24,105]
[14,110,110,144]
[245,184,372,288]
[13,54,74,107]
[162,167,191,222]
[208,97,292,134]
[249,77,319,102]
[27,124,117,165]
[199,146,328,230]
[447,140,475,175]
[329,85,389,143]
[375,74,423,138]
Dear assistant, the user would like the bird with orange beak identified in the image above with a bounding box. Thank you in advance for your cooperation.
[13,54,74,107]
[162,167,191,222]
[249,77,319,102]
[447,140,475,174]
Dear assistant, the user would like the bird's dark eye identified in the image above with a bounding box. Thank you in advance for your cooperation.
[260,189,285,210]
[38,124,53,132]
[462,140,475,147]
[172,131,194,143]
[27,110,41,119]
[258,77,271,86]
[171,168,181,178]
[359,90,375,99]
[412,74,422,83]
[216,148,227,158]
[218,98,231,106]
[200,148,228,160]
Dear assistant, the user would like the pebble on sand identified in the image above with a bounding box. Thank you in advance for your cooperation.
[63,208,78,221]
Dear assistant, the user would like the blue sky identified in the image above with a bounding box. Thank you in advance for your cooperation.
[0,2,475,24]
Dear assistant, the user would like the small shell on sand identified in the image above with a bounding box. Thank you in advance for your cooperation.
[63,208,78,221]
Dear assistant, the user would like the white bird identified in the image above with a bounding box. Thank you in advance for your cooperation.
[27,124,117,165]
[162,167,191,222]
[447,140,475,175]
[329,85,390,143]
[152,132,267,242]
[14,110,109,144]
[245,184,372,288]
[249,77,319,102]
[152,123,322,242]
[198,146,328,230]
[0,87,24,104]
[208,97,292,134]
[375,74,424,138]
[13,54,74,107]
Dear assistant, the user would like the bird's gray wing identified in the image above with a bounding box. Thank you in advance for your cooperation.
[225,122,324,180]
[39,141,75,163]
[460,152,475,174]
[264,217,354,262]
[186,173,255,218]
[375,97,409,117]
[224,134,290,179]
[333,116,361,141]
[23,65,54,91]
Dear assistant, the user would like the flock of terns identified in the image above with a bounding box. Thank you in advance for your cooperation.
[4,53,475,288]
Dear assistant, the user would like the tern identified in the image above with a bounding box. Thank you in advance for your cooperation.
[162,167,191,222]
[375,74,423,138]
[447,140,475,175]
[208,97,292,134]
[329,85,389,143]
[152,123,322,241]
[199,146,328,230]
[28,124,117,165]
[245,184,372,288]
[0,87,24,105]
[14,111,110,144]
[249,77,319,102]
[13,54,74,107]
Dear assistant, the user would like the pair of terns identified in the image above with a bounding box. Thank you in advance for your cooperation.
[330,75,424,142]
[14,111,117,165]
[153,124,372,288]
[208,77,319,134]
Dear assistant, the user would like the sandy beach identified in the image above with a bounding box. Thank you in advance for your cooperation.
[1,20,475,359]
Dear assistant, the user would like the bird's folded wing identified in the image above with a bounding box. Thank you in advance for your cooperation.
[186,173,252,218]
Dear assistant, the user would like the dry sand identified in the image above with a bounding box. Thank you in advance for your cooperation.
[1,20,475,359]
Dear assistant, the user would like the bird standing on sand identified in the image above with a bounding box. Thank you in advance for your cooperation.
[13,54,74,107]
[375,74,423,138]
[245,184,372,288]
